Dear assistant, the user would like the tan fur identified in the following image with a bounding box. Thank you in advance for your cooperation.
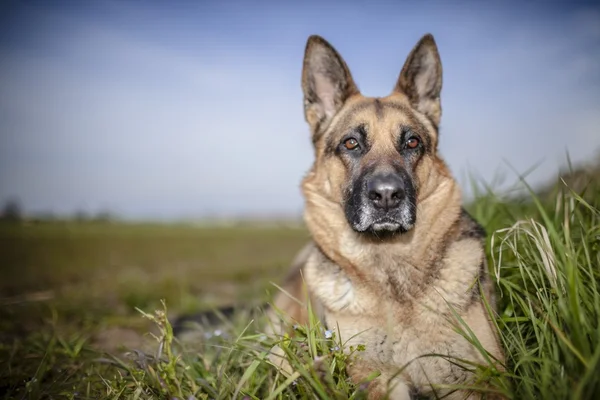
[267,34,505,399]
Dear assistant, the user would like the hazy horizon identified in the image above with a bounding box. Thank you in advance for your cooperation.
[1,0,599,220]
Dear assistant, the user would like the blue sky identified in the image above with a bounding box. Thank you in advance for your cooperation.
[1,0,599,220]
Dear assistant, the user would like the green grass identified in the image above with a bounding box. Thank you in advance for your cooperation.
[1,173,599,399]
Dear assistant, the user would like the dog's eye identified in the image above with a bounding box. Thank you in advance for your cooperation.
[344,138,360,150]
[406,137,420,149]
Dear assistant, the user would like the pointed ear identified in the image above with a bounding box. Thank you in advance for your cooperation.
[302,35,359,136]
[394,34,443,128]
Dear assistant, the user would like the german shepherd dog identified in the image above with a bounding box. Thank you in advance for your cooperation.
[263,34,505,399]
[174,34,505,399]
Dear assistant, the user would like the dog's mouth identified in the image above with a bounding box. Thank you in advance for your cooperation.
[367,215,414,236]
[347,206,416,235]
[369,218,404,233]
[344,196,417,235]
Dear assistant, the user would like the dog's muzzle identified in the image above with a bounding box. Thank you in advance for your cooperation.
[345,171,416,234]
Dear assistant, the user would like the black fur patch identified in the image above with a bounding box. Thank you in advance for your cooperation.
[171,304,268,336]
[458,209,486,240]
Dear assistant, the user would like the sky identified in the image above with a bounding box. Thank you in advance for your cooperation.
[1,0,599,220]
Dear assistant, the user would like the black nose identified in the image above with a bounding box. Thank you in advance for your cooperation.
[367,174,405,210]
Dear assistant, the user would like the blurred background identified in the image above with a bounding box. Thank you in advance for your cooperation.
[0,0,599,351]
[2,0,600,221]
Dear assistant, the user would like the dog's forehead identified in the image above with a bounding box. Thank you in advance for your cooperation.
[327,94,436,142]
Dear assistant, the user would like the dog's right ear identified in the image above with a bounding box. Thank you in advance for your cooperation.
[302,35,359,137]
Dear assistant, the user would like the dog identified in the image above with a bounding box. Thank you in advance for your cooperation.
[173,33,505,399]
[263,33,505,399]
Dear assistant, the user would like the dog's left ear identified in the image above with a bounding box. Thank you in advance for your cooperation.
[393,34,443,128]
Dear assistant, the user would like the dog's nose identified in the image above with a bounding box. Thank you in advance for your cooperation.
[367,174,405,210]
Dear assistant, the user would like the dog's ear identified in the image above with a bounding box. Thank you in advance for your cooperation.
[394,34,443,128]
[302,35,359,136]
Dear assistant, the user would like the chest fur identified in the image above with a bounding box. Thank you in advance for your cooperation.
[303,240,487,385]
[304,237,484,319]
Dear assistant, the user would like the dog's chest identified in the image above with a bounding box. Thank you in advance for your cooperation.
[327,307,461,369]
[306,235,483,318]
[304,249,479,368]
[305,254,445,318]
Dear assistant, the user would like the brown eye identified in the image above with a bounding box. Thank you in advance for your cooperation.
[344,138,359,150]
[406,137,420,149]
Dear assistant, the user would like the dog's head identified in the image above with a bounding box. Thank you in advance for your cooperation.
[301,34,450,236]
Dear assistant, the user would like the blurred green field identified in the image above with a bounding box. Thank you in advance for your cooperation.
[0,222,309,348]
